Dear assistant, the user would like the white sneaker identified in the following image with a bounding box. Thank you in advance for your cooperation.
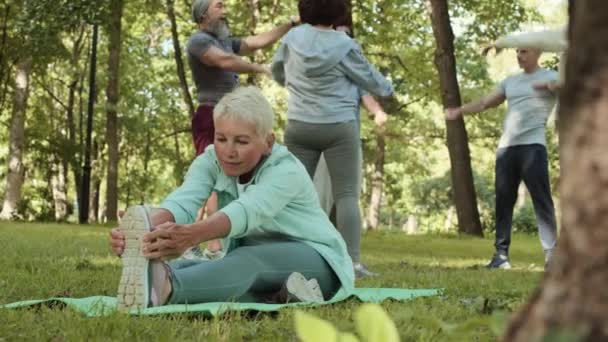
[116,206,153,311]
[282,272,324,303]
[353,262,379,279]
[180,246,206,260]
[202,248,225,260]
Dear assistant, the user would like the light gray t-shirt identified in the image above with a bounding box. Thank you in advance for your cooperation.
[186,31,242,105]
[498,68,559,148]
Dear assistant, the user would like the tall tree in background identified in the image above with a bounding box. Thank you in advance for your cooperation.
[0,57,32,219]
[66,26,89,216]
[79,23,99,224]
[428,0,483,236]
[166,0,194,117]
[0,4,10,109]
[104,0,124,222]
[503,0,608,340]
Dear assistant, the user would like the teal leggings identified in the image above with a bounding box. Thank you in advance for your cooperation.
[167,240,340,304]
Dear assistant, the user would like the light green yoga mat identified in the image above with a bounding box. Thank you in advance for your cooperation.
[2,288,439,317]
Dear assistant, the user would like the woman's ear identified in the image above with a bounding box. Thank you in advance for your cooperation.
[264,133,275,155]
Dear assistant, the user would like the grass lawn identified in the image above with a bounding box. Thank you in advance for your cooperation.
[0,222,546,341]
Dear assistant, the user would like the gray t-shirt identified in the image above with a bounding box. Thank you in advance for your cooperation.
[498,68,558,148]
[186,31,242,105]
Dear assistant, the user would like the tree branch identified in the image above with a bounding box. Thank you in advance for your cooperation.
[161,126,190,139]
[397,94,428,111]
[367,52,409,73]
[34,77,69,110]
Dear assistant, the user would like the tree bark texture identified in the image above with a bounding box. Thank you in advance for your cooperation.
[503,1,608,341]
[245,0,262,85]
[104,0,123,222]
[0,57,32,219]
[66,26,87,213]
[0,4,10,110]
[51,159,68,221]
[428,0,483,236]
[166,0,195,117]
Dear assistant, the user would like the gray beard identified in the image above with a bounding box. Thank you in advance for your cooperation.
[210,19,231,39]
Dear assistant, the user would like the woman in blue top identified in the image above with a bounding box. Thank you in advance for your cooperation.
[271,0,393,276]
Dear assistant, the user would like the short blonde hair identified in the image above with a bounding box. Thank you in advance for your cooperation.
[213,86,274,137]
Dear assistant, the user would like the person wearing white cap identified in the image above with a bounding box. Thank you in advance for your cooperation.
[445,46,560,271]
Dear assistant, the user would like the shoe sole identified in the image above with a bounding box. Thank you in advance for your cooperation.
[486,262,512,270]
[499,262,512,269]
[117,206,151,311]
[285,272,324,303]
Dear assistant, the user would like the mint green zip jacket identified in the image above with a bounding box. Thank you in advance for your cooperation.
[160,143,355,300]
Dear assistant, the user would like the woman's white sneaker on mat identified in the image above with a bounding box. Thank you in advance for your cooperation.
[116,205,152,311]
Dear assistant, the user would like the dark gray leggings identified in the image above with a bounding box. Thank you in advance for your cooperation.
[167,240,340,304]
[284,120,362,262]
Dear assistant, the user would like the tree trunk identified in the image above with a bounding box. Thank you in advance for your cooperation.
[166,0,195,117]
[403,215,418,235]
[104,0,123,222]
[89,178,101,223]
[89,139,101,223]
[443,205,455,232]
[0,58,32,220]
[428,0,483,236]
[503,1,608,340]
[171,118,186,186]
[141,119,152,204]
[67,26,87,213]
[0,4,10,110]
[47,81,69,222]
[79,23,99,224]
[366,130,385,230]
[51,158,68,221]
[245,0,262,85]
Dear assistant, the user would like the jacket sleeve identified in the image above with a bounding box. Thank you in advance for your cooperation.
[220,162,303,238]
[159,153,217,224]
[270,42,287,86]
[336,45,393,97]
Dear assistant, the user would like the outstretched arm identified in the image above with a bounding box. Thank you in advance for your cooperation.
[445,88,506,120]
[239,16,299,55]
[199,46,271,76]
[362,94,389,126]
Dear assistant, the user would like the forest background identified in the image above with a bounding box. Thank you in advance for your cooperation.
[0,0,566,231]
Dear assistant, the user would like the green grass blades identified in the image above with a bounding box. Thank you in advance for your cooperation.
[0,222,545,341]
